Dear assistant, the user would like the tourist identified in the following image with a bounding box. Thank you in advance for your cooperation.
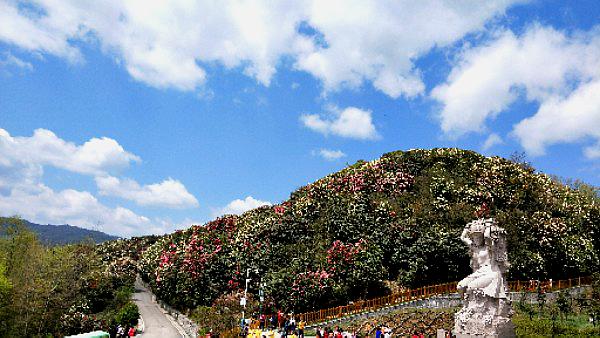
[270,314,277,329]
[278,310,283,328]
[315,326,322,338]
[116,324,125,338]
[297,319,305,338]
[323,326,330,338]
[382,326,390,338]
[334,326,342,338]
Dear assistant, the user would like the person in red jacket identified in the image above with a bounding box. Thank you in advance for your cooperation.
[277,310,283,328]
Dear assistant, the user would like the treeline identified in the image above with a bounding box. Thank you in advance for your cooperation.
[0,218,138,337]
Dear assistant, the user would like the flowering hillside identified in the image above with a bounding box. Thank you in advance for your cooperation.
[138,148,599,312]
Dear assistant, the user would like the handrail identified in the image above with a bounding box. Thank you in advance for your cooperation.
[296,276,591,325]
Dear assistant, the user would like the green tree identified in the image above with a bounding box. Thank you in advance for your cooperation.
[115,302,140,327]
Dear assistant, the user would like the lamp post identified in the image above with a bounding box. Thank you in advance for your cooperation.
[259,280,265,328]
[241,268,251,328]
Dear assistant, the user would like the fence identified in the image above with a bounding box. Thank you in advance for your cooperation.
[296,276,592,325]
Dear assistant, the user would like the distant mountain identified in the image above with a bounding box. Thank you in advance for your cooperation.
[0,217,119,245]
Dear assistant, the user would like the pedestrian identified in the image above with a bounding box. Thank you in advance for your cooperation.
[128,326,135,337]
[297,320,305,338]
[382,326,391,338]
[270,314,277,329]
[278,310,283,328]
[375,327,382,338]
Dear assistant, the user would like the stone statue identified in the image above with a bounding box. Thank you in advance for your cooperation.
[454,218,515,337]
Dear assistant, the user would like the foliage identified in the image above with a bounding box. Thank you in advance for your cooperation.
[115,302,140,327]
[135,148,599,314]
[0,217,140,336]
[191,291,258,335]
[513,311,600,336]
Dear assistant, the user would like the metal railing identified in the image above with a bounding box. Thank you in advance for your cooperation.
[296,276,592,324]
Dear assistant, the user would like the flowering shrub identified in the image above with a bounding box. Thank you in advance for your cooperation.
[132,148,599,314]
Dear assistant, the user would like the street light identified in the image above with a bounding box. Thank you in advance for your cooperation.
[241,268,251,328]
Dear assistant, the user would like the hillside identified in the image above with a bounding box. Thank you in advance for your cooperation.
[136,148,599,313]
[0,217,119,245]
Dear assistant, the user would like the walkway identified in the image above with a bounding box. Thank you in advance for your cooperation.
[133,278,186,338]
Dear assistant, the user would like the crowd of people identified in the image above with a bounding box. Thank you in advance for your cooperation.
[240,311,307,338]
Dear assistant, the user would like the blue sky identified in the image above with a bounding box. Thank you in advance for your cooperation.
[0,0,599,236]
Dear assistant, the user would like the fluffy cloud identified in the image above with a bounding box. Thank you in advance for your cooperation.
[432,25,600,157]
[0,1,519,95]
[0,128,139,176]
[301,107,379,140]
[95,176,199,209]
[315,149,346,161]
[212,196,271,218]
[296,1,520,97]
[482,133,503,151]
[0,183,151,237]
[513,80,600,157]
[0,128,197,235]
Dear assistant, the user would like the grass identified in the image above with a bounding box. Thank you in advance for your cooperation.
[513,311,600,337]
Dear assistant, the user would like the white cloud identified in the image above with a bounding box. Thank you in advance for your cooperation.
[0,52,33,71]
[0,128,195,236]
[315,149,346,161]
[296,1,521,98]
[432,25,600,157]
[0,182,151,237]
[149,217,204,236]
[95,175,199,209]
[301,106,379,140]
[482,133,503,151]
[212,196,271,218]
[584,145,600,159]
[512,79,600,157]
[0,128,140,176]
[0,1,520,95]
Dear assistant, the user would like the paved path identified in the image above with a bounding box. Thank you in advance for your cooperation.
[133,278,185,338]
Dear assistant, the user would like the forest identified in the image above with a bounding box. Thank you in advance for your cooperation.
[0,218,139,337]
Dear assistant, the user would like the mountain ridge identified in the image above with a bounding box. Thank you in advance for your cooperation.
[0,217,119,245]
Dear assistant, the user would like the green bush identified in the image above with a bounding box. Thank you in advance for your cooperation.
[114,302,140,327]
